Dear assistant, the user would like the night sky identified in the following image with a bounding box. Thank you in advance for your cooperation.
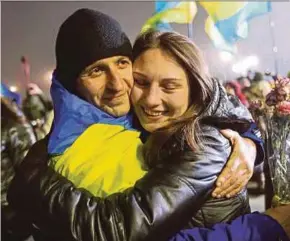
[2,1,290,96]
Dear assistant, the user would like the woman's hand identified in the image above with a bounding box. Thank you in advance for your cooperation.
[212,129,256,198]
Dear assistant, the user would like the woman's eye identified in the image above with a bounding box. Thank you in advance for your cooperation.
[163,84,177,90]
[134,78,149,87]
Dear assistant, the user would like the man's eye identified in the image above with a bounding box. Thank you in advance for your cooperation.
[118,59,131,68]
[88,67,103,77]
[92,67,102,73]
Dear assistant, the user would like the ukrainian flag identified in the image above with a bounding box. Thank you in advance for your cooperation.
[201,2,272,52]
[0,83,22,105]
[141,1,197,33]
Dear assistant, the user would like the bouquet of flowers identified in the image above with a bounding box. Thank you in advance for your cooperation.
[249,77,290,206]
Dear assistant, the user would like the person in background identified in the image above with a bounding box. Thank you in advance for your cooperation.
[1,97,36,241]
[244,71,272,103]
[224,80,249,107]
[22,82,53,140]
[264,71,275,84]
[236,76,251,89]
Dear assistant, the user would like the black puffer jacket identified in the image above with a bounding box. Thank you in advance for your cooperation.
[1,118,36,240]
[8,81,257,241]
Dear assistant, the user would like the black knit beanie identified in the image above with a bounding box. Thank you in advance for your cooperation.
[55,8,132,93]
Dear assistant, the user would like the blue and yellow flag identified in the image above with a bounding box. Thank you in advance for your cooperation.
[0,83,21,105]
[48,74,146,197]
[50,123,146,197]
[141,1,197,33]
[201,2,272,52]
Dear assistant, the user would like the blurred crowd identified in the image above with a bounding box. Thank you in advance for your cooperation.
[224,71,289,108]
[223,70,290,194]
[1,83,53,240]
[224,70,290,135]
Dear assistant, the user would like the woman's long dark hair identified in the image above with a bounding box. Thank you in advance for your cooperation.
[132,30,215,167]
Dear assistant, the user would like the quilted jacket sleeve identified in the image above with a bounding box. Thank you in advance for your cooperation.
[8,126,231,241]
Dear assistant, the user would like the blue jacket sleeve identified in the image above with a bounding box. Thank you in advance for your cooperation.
[169,213,289,241]
[241,122,265,166]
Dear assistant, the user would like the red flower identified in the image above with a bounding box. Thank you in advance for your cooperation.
[277,101,290,115]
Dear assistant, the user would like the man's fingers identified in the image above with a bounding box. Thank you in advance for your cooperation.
[225,180,248,198]
[221,168,247,187]
[217,129,243,188]
[219,177,240,197]
[215,129,254,198]
[214,169,248,198]
[216,154,240,187]
[213,175,236,198]
[212,187,221,197]
[218,178,244,198]
[216,166,232,187]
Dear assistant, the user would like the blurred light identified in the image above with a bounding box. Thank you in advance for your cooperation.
[44,70,53,83]
[232,63,244,74]
[219,51,233,62]
[273,46,278,53]
[232,65,239,73]
[232,55,259,75]
[270,21,275,27]
[246,55,259,67]
[31,120,37,126]
[9,86,18,92]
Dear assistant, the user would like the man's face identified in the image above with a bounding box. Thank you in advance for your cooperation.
[76,56,133,117]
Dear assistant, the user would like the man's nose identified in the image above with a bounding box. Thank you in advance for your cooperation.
[107,70,124,92]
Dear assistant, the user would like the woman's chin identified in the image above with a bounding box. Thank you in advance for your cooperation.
[141,122,167,133]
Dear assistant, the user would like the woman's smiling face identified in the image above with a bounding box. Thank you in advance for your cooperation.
[131,48,191,133]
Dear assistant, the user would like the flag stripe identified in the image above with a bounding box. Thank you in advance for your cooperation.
[201,1,271,52]
[141,1,197,33]
[200,2,247,21]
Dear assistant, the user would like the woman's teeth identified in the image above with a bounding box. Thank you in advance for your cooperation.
[143,108,163,116]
